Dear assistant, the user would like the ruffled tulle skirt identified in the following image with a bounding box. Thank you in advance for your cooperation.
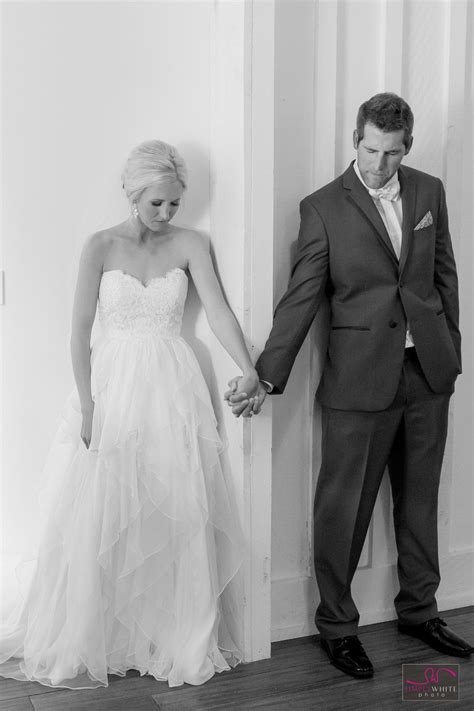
[0,333,244,688]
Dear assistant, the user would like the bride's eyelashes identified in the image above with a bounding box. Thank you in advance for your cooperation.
[151,201,181,207]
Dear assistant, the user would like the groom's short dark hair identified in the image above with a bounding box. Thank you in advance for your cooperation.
[355,93,414,147]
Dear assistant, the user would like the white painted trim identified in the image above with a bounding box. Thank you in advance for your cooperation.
[209,0,249,661]
[271,549,474,642]
[445,0,468,232]
[309,0,341,573]
[444,0,473,560]
[383,0,404,94]
[209,0,274,663]
[243,0,275,662]
[313,0,339,187]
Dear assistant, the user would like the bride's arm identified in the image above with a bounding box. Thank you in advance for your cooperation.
[183,232,259,397]
[70,233,107,440]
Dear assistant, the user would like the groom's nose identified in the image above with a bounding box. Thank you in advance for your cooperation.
[374,153,386,171]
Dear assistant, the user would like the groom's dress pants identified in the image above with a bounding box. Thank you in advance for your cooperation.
[313,348,451,639]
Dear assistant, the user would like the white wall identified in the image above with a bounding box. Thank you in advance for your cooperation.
[1,0,212,556]
[1,0,274,661]
[271,0,474,641]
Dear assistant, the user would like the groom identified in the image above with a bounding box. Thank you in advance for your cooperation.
[226,93,473,678]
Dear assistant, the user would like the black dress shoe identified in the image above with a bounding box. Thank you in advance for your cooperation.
[320,635,374,678]
[398,617,474,657]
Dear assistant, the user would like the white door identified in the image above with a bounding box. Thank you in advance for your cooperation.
[270,0,474,642]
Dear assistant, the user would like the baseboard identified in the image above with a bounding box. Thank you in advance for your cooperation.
[271,548,474,642]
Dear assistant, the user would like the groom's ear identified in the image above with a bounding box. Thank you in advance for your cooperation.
[353,130,360,149]
[404,135,414,155]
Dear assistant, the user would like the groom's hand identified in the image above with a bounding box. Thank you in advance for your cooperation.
[224,373,257,418]
[224,376,268,418]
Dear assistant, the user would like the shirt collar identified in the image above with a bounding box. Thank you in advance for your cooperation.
[353,161,399,192]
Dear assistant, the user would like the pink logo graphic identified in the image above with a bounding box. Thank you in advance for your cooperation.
[403,663,460,701]
[405,666,457,686]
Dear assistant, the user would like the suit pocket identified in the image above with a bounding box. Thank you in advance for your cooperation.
[414,224,434,232]
[436,309,445,316]
[331,326,370,331]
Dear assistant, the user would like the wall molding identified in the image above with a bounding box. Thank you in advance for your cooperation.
[210,0,275,663]
[271,549,474,642]
[243,0,275,662]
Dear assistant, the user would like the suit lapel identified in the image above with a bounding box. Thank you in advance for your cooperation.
[343,164,398,265]
[398,165,417,276]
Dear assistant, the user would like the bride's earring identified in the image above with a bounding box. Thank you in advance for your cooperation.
[132,202,139,219]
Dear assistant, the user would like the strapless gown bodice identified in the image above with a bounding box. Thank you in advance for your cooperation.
[98,267,187,339]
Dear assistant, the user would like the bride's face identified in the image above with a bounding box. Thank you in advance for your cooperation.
[136,181,184,231]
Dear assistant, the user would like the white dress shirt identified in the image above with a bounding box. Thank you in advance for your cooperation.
[353,162,414,349]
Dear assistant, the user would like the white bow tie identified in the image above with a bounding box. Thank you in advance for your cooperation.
[368,181,400,201]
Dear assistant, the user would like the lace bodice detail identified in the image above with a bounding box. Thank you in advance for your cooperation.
[98,268,188,338]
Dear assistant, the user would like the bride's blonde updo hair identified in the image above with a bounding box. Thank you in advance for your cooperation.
[122,140,187,203]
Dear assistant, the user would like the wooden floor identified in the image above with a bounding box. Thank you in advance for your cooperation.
[1,607,472,710]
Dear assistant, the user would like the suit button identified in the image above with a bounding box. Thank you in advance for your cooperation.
[389,320,398,328]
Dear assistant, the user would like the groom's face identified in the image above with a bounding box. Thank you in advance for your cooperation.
[353,122,412,189]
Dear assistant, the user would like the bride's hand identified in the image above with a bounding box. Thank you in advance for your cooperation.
[224,370,260,418]
[81,405,94,449]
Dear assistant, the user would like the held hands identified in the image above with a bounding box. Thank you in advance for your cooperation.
[224,371,268,418]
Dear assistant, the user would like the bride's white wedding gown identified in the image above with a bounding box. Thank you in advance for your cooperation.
[0,267,244,689]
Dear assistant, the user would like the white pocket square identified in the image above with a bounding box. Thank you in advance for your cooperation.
[414,211,433,230]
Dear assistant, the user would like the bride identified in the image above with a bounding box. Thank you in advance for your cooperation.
[0,140,261,689]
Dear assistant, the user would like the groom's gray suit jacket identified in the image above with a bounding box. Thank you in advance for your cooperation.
[256,162,461,411]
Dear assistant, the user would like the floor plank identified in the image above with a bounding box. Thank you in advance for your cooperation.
[31,695,158,711]
[29,675,172,711]
[0,677,59,702]
[1,607,472,711]
[0,697,33,711]
[153,610,474,711]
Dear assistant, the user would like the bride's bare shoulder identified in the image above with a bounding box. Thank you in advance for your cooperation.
[82,223,131,260]
[89,222,132,245]
[173,227,210,253]
[172,229,210,270]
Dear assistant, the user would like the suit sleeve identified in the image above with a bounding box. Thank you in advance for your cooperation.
[255,197,329,394]
[434,179,461,369]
